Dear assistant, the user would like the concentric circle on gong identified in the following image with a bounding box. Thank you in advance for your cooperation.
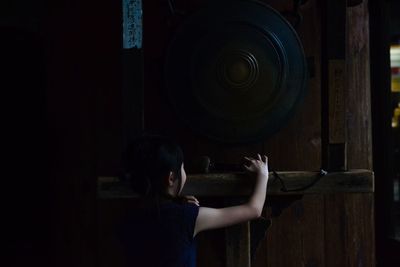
[165,0,308,143]
[217,49,259,92]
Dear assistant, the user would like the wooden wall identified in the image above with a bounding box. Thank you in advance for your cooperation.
[46,1,122,266]
[141,0,375,266]
[2,2,50,265]
[45,0,375,266]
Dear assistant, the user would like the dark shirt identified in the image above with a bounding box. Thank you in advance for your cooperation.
[117,200,199,267]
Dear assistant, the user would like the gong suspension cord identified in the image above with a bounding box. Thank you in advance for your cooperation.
[271,169,328,192]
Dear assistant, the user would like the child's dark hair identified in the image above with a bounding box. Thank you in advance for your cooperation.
[122,135,184,197]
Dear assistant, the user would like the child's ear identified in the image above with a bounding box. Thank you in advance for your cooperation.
[167,171,175,186]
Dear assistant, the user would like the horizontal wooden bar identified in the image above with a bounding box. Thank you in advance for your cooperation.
[97,169,374,199]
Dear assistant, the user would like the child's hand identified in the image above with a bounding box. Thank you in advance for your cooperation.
[244,154,269,178]
[183,195,200,206]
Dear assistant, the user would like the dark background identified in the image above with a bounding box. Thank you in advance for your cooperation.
[1,0,399,266]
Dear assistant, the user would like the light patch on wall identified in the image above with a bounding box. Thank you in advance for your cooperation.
[122,0,142,49]
[391,45,400,92]
[390,45,400,128]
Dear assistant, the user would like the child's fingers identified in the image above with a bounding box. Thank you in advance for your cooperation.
[257,154,262,161]
[185,195,200,206]
[187,200,200,206]
[185,196,199,205]
[264,155,268,163]
[244,156,255,162]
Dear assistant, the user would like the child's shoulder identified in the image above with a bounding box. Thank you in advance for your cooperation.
[161,201,199,217]
[163,199,199,208]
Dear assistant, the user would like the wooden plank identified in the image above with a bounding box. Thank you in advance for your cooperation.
[322,0,348,171]
[122,48,144,147]
[260,195,325,267]
[184,170,374,196]
[343,194,375,267]
[298,195,325,267]
[225,222,251,267]
[97,199,136,267]
[324,193,375,267]
[324,194,346,267]
[328,60,346,144]
[97,170,374,198]
[322,3,375,267]
[323,3,375,267]
[345,0,372,170]
[251,210,269,267]
[255,2,326,267]
[264,200,302,267]
[47,1,123,266]
[197,229,226,267]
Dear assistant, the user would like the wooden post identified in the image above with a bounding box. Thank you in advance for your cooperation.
[122,48,144,147]
[322,0,347,171]
[225,222,251,267]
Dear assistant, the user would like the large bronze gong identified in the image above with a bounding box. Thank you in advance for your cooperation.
[165,0,308,143]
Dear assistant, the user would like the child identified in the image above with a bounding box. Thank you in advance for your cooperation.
[117,135,269,267]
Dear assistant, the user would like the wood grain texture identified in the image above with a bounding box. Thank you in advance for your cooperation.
[255,4,325,266]
[225,222,251,267]
[98,170,374,198]
[97,199,136,267]
[321,0,347,171]
[184,170,374,196]
[47,1,123,267]
[323,2,375,267]
[345,0,373,170]
[262,0,322,172]
[197,229,226,267]
[45,0,376,266]
[92,1,374,267]
[328,59,346,144]
[323,1,375,267]
[258,195,325,267]
[324,194,375,267]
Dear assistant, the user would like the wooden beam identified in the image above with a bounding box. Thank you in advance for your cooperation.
[97,170,374,198]
[225,222,251,267]
[321,0,348,171]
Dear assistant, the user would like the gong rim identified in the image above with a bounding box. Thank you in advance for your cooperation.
[164,0,308,144]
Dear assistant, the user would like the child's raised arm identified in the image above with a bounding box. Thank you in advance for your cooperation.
[193,154,269,237]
